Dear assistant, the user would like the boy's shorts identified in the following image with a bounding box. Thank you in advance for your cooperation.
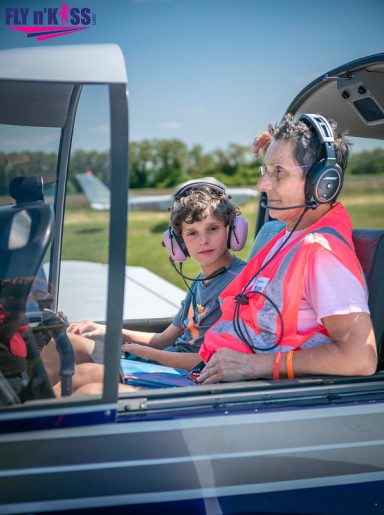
[91,338,105,364]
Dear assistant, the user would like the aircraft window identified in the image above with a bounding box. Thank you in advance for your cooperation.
[0,104,105,406]
[0,86,123,408]
[60,85,111,324]
[0,123,59,321]
[0,125,60,207]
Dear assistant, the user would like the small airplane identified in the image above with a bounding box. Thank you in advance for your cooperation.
[0,44,383,515]
[76,170,259,211]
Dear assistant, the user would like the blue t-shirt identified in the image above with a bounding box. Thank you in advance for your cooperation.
[172,255,245,353]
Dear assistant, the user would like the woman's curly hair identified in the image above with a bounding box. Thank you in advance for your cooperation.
[269,113,351,173]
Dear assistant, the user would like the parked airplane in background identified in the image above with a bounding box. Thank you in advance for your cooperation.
[76,171,259,211]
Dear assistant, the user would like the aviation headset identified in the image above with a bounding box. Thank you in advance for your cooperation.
[299,113,343,206]
[163,181,248,263]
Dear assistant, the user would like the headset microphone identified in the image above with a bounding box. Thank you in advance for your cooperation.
[260,199,317,210]
[168,257,226,282]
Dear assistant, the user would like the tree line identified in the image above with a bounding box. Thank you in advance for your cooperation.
[0,141,383,195]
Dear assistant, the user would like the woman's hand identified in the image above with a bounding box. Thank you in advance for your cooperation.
[252,124,274,158]
[197,348,258,384]
[67,320,106,339]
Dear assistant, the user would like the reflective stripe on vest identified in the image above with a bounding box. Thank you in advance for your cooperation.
[200,204,365,362]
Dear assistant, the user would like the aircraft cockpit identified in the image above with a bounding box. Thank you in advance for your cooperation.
[0,46,383,514]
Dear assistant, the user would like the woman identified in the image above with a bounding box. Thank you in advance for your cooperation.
[197,114,377,384]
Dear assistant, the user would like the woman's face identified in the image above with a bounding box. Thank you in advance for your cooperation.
[256,139,308,230]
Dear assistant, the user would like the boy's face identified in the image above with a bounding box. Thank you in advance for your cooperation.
[181,211,230,274]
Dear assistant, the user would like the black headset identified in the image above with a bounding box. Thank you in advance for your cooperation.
[299,114,343,206]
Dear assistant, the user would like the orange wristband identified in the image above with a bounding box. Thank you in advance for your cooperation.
[273,352,282,380]
[286,351,295,379]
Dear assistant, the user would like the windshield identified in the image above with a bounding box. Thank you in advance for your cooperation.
[0,125,60,205]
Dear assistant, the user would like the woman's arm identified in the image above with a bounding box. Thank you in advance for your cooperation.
[292,312,377,377]
[198,312,377,384]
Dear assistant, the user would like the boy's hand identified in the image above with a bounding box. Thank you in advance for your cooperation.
[67,320,106,339]
[121,343,148,359]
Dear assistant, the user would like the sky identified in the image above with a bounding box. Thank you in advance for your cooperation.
[1,0,384,154]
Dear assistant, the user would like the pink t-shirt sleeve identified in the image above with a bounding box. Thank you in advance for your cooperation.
[298,247,369,331]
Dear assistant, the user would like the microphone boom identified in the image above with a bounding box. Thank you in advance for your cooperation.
[260,200,317,210]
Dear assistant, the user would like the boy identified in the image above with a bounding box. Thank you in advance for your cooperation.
[42,182,246,392]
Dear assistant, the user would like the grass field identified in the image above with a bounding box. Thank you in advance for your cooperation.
[62,182,384,290]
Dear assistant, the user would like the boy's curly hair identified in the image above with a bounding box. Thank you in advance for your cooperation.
[170,185,240,236]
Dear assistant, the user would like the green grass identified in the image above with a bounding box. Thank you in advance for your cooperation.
[62,187,384,290]
[61,208,109,264]
[339,191,384,229]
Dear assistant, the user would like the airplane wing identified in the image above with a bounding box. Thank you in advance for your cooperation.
[76,172,258,212]
[49,261,185,321]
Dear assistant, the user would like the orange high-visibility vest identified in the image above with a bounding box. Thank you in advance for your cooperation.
[200,203,366,362]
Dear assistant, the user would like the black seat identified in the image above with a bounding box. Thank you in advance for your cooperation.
[0,177,54,404]
[0,202,53,281]
[352,229,384,370]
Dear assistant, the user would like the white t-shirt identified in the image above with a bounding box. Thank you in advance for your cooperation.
[265,231,369,332]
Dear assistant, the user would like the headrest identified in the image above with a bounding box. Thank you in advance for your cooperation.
[9,176,44,204]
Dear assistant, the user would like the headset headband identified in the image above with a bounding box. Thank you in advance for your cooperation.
[299,113,337,162]
[174,181,227,201]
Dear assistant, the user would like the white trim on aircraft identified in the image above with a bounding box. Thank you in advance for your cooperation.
[53,261,185,321]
